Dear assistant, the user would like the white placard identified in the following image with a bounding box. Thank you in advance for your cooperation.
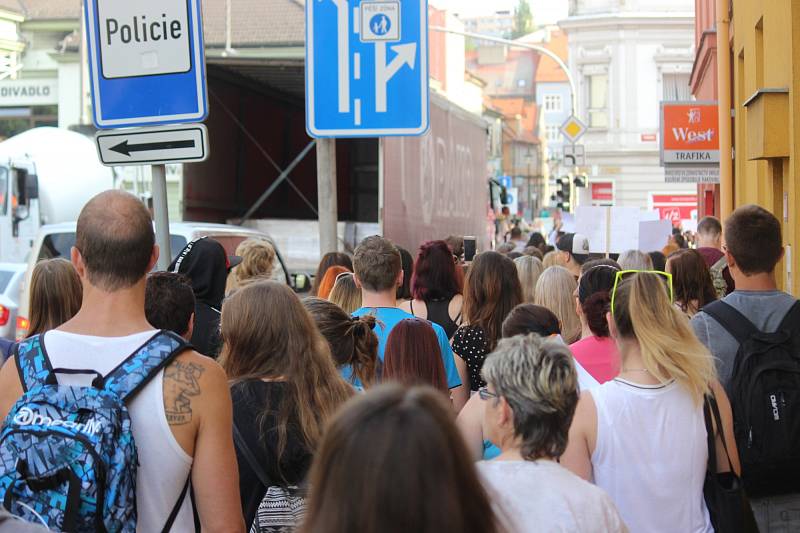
[576,206,609,254]
[97,0,191,79]
[609,207,642,253]
[640,210,660,222]
[638,220,673,253]
[561,213,576,233]
[681,219,698,233]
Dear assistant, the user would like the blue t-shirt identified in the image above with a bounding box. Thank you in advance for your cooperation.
[347,307,461,389]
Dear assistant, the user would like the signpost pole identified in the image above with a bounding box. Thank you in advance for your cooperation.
[151,164,172,271]
[317,138,338,256]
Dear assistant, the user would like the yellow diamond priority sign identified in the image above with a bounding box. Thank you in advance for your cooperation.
[560,115,587,143]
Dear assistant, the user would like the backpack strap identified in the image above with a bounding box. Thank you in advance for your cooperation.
[777,301,800,332]
[102,330,190,403]
[232,419,273,488]
[711,256,728,271]
[14,334,53,393]
[701,300,760,345]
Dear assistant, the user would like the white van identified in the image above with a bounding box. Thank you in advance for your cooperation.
[17,222,309,338]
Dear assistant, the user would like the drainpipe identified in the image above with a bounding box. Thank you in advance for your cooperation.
[717,0,733,220]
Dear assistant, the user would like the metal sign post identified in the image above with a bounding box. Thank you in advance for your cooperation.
[151,165,172,270]
[84,0,208,269]
[316,139,338,257]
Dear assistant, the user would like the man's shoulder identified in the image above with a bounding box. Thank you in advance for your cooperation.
[697,247,724,265]
[354,306,413,327]
[168,349,227,385]
[162,350,228,426]
[722,290,797,315]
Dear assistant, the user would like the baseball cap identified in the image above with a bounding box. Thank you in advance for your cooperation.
[557,233,591,264]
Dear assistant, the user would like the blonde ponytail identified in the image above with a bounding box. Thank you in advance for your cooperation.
[612,273,716,403]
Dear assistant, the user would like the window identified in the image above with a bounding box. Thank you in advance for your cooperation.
[587,74,609,128]
[517,79,527,88]
[39,232,188,264]
[546,125,560,142]
[662,73,691,101]
[543,94,562,112]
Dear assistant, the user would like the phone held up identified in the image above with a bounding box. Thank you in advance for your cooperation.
[464,236,477,263]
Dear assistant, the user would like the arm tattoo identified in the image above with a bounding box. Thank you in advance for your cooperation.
[163,361,205,426]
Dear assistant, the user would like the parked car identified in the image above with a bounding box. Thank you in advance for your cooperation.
[17,222,310,338]
[0,263,26,340]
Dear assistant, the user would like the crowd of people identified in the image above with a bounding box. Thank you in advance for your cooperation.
[0,189,795,533]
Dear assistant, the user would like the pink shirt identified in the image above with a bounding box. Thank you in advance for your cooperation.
[569,336,620,384]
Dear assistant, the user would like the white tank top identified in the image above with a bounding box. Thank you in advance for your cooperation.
[41,330,194,533]
[590,378,712,533]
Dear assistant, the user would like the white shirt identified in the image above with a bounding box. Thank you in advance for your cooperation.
[477,460,627,533]
[590,378,712,533]
[43,330,194,533]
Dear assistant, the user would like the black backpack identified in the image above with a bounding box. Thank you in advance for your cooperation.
[703,300,800,498]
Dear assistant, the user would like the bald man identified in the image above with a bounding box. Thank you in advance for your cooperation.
[0,191,245,532]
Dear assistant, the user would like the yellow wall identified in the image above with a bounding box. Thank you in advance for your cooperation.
[731,0,799,295]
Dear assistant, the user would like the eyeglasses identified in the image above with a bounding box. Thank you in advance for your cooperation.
[610,270,674,317]
[478,387,499,401]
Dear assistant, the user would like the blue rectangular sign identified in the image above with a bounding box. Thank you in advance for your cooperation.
[306,0,430,138]
[84,0,208,129]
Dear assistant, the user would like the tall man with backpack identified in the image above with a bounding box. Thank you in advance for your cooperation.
[692,205,800,532]
[0,191,245,532]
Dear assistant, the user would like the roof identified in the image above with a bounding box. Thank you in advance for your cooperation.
[467,48,537,98]
[491,97,540,144]
[534,29,569,83]
[11,0,305,46]
[14,0,79,20]
[0,0,21,16]
[202,0,305,48]
[516,27,569,83]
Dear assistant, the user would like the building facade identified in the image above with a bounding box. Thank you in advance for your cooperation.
[561,0,698,210]
[722,0,799,294]
[457,10,515,40]
[690,0,720,218]
[519,27,571,209]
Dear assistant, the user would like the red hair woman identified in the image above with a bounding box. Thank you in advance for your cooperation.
[383,318,449,397]
[398,240,464,339]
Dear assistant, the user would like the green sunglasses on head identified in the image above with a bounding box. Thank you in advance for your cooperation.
[610,270,674,316]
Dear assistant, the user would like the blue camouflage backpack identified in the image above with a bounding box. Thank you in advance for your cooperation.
[0,330,191,532]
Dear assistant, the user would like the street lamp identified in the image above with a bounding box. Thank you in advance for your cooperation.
[428,26,579,118]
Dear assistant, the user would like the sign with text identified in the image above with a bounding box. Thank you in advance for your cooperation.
[0,79,58,106]
[660,102,719,164]
[84,0,208,128]
[651,194,698,224]
[665,166,720,184]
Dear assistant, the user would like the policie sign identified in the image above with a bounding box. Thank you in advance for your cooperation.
[84,0,208,128]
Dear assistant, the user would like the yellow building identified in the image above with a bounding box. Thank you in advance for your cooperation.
[724,0,800,295]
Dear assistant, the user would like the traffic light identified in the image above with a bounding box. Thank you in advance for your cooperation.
[555,176,571,212]
[573,174,588,188]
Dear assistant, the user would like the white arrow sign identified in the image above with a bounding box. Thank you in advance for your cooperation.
[96,124,209,166]
[375,42,416,113]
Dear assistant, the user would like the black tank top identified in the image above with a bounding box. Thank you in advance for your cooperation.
[412,298,461,340]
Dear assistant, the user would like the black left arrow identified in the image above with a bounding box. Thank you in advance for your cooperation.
[110,139,196,156]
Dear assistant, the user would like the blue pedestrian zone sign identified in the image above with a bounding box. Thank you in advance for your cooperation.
[306,0,430,138]
[84,0,208,129]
